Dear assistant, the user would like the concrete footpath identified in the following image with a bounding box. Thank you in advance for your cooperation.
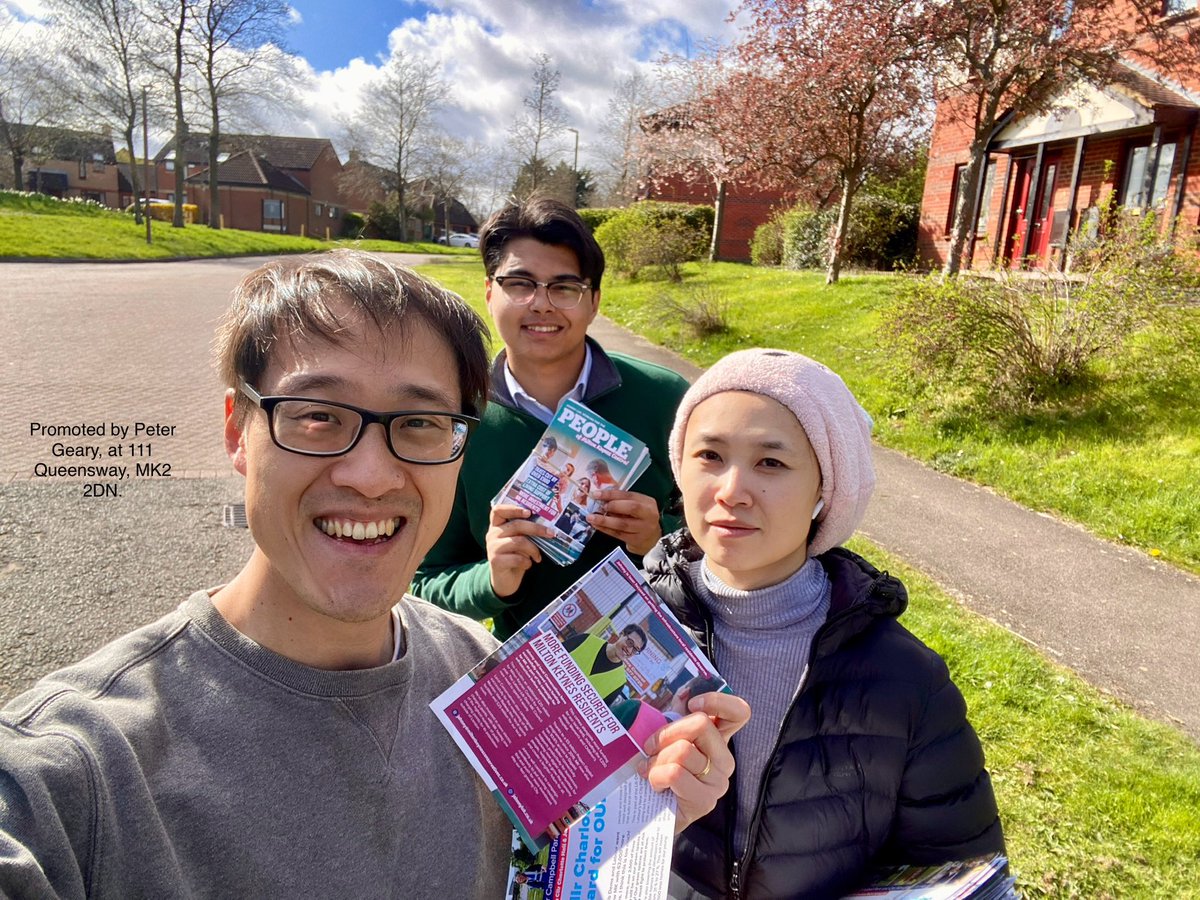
[588,317,1200,742]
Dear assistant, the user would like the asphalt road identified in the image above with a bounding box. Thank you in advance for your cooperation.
[2,257,1198,743]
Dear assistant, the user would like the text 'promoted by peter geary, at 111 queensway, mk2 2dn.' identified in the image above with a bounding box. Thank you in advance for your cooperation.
[28,420,180,497]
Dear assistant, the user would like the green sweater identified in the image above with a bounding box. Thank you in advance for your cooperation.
[413,340,688,639]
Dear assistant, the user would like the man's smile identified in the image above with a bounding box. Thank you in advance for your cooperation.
[314,516,404,543]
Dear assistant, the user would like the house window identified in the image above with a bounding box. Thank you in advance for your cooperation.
[328,205,338,219]
[976,159,997,236]
[263,198,285,231]
[314,202,323,216]
[92,153,105,173]
[164,157,175,172]
[946,164,967,235]
[1119,140,1177,209]
[79,159,87,179]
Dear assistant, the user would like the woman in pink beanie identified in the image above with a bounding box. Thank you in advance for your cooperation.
[644,348,1004,899]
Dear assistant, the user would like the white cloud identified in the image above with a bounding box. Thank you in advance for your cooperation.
[285,2,737,166]
[287,6,302,25]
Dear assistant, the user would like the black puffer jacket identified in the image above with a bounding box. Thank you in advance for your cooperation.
[645,531,1004,900]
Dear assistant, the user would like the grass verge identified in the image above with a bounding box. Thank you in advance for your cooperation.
[855,537,1200,899]
[0,191,473,260]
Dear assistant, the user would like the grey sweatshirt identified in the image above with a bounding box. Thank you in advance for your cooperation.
[0,592,510,899]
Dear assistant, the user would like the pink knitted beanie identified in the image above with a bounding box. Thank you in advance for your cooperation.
[669,348,876,557]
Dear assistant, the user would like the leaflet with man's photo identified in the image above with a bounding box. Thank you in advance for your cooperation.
[491,398,652,566]
[430,548,727,855]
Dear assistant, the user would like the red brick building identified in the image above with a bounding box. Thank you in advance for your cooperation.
[0,125,125,207]
[645,173,781,262]
[157,133,347,236]
[920,11,1200,271]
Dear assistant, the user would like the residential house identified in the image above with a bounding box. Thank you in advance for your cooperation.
[919,6,1200,270]
[340,154,478,240]
[156,133,347,236]
[0,125,125,206]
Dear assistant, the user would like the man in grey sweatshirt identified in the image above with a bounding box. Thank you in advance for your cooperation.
[0,251,745,899]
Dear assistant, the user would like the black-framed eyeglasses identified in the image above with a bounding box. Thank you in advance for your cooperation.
[239,381,477,465]
[492,275,592,310]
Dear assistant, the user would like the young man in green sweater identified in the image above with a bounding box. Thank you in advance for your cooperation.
[0,251,744,898]
[413,199,690,640]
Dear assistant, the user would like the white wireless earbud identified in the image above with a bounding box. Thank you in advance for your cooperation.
[811,498,824,520]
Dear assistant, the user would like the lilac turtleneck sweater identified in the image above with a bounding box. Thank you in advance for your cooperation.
[692,555,831,856]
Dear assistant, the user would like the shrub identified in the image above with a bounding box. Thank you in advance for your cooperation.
[880,212,1200,410]
[780,206,834,270]
[844,194,919,270]
[594,201,712,281]
[363,201,399,240]
[774,195,919,272]
[341,211,365,239]
[577,207,619,233]
[660,285,731,338]
[750,217,784,267]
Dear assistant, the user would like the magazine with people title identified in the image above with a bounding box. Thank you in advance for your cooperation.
[842,853,1018,899]
[492,398,652,566]
[430,548,728,857]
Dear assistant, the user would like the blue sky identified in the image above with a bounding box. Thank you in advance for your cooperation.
[274,1,738,164]
[3,0,739,209]
[285,0,420,72]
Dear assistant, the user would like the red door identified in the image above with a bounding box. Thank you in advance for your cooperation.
[1004,155,1059,267]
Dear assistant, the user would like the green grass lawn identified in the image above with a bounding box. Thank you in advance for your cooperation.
[0,190,474,260]
[417,258,1200,576]
[857,537,1200,899]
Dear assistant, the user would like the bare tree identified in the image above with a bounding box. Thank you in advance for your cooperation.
[143,0,192,228]
[508,53,567,200]
[188,0,294,229]
[345,51,449,242]
[418,134,471,238]
[597,70,658,206]
[48,0,155,223]
[0,15,69,192]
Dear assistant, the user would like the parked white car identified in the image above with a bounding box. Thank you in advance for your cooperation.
[437,232,479,248]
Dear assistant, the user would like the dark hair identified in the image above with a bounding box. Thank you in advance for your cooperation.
[479,197,605,290]
[621,623,648,649]
[215,249,490,422]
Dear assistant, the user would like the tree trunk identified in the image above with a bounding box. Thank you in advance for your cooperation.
[124,127,143,225]
[826,176,857,285]
[171,0,187,229]
[709,179,726,262]
[943,143,987,276]
[208,102,221,229]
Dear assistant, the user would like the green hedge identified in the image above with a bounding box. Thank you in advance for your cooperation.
[593,201,713,280]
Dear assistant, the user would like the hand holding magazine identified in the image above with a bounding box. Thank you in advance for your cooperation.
[431,549,730,898]
[491,399,652,566]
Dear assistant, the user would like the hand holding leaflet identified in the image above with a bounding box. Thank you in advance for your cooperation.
[431,548,730,854]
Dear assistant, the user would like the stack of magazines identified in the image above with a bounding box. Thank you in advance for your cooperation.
[843,854,1018,899]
